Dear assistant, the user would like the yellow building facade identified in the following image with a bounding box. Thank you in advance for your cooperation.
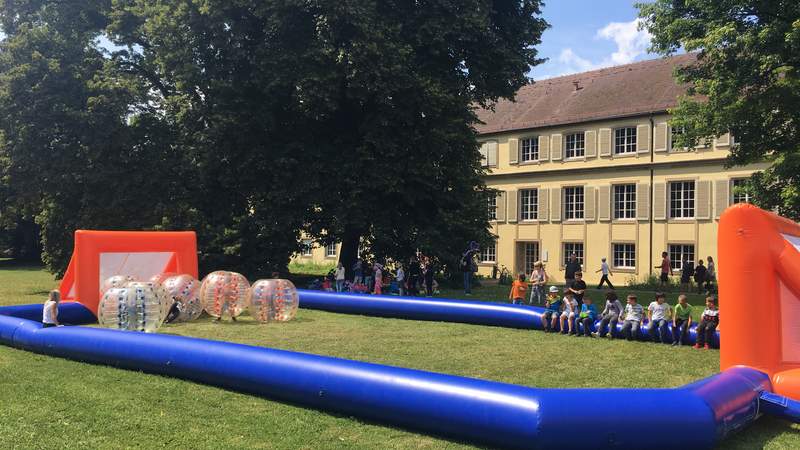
[475,55,767,285]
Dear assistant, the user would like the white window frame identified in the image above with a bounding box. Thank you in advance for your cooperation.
[521,137,539,162]
[480,241,497,263]
[562,242,584,266]
[668,244,695,273]
[301,239,313,257]
[614,127,637,154]
[565,132,585,159]
[563,186,584,221]
[487,195,497,221]
[612,243,636,270]
[731,178,752,204]
[613,184,637,220]
[669,181,695,219]
[325,243,337,258]
[520,188,539,222]
[523,242,539,275]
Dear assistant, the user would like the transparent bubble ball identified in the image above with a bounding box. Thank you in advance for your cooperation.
[248,279,300,323]
[160,274,203,322]
[97,281,169,332]
[200,271,250,318]
[101,275,137,295]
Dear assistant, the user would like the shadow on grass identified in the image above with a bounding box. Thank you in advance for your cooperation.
[0,258,47,272]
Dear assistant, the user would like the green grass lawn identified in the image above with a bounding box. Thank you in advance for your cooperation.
[0,262,797,449]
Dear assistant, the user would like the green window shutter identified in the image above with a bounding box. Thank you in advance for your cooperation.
[508,138,519,165]
[507,190,518,223]
[598,185,610,221]
[550,188,561,222]
[538,135,550,161]
[599,128,612,157]
[637,183,650,221]
[550,134,563,161]
[585,130,597,158]
[714,179,729,219]
[636,124,650,154]
[653,123,668,152]
[653,182,666,220]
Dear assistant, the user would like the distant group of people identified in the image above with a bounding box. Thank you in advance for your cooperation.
[315,255,439,297]
[656,252,716,293]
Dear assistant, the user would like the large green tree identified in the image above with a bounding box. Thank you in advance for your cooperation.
[638,0,800,219]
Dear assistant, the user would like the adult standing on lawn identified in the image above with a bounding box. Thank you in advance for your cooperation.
[654,251,671,288]
[406,257,421,297]
[395,263,405,296]
[694,260,708,294]
[529,261,548,304]
[564,253,581,289]
[335,262,346,292]
[423,257,436,297]
[595,257,614,290]
[460,242,479,295]
[352,258,364,285]
[706,256,716,293]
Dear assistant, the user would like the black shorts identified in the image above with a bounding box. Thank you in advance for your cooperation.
[660,273,669,282]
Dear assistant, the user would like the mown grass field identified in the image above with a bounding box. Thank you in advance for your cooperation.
[0,261,797,449]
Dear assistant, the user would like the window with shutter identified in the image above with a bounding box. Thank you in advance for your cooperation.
[551,134,563,161]
[636,183,650,221]
[614,127,637,154]
[669,181,695,219]
[550,188,561,222]
[653,123,668,152]
[613,184,637,219]
[538,135,550,161]
[496,192,506,222]
[564,186,584,220]
[714,179,729,219]
[507,190,518,223]
[487,194,497,221]
[585,130,597,158]
[584,186,596,221]
[653,183,666,220]
[599,128,612,157]
[520,137,539,162]
[508,138,519,165]
[519,189,539,221]
[538,188,549,220]
[598,185,610,221]
[486,141,498,167]
[696,180,711,219]
[636,124,650,154]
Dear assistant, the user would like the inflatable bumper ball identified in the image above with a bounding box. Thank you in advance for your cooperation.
[200,271,250,319]
[248,279,300,323]
[97,281,170,332]
[161,274,203,322]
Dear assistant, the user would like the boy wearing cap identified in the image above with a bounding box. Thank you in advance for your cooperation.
[541,286,562,332]
[620,294,644,341]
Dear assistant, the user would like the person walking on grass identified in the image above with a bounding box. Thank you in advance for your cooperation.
[595,257,614,290]
[509,273,528,305]
[563,253,581,290]
[529,261,548,304]
[672,294,693,346]
[335,262,346,292]
[654,251,671,288]
[42,290,60,328]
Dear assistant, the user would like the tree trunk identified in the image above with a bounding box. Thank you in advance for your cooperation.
[339,227,361,281]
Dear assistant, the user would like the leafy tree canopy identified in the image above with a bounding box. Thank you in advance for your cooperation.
[638,0,800,218]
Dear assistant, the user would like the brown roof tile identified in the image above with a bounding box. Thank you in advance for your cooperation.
[475,53,696,135]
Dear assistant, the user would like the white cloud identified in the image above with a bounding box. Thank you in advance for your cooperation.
[538,18,653,79]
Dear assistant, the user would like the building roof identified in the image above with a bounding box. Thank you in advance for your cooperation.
[475,53,696,135]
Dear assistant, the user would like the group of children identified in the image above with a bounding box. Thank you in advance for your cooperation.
[313,257,440,297]
[510,272,720,348]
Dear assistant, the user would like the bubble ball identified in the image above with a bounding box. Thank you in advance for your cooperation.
[149,272,177,285]
[247,279,300,323]
[97,281,170,332]
[160,274,203,322]
[101,275,137,295]
[200,271,250,318]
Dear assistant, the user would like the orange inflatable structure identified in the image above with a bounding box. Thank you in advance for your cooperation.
[59,230,198,315]
[719,204,800,400]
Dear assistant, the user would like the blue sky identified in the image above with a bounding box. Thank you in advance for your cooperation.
[532,0,659,79]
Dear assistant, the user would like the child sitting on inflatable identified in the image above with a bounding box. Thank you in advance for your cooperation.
[620,294,644,341]
[575,297,597,337]
[560,290,579,335]
[694,297,719,350]
[541,286,562,332]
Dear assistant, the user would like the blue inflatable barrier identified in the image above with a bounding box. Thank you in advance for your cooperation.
[0,301,97,325]
[0,310,792,449]
[297,290,719,345]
